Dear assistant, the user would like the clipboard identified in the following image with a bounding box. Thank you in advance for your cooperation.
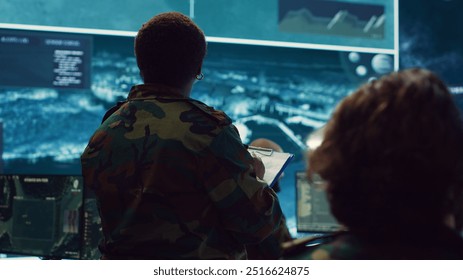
[248,145,294,188]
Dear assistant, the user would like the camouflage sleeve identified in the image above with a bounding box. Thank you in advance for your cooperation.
[246,214,293,259]
[81,129,149,247]
[81,128,106,190]
[201,124,283,244]
[80,100,143,195]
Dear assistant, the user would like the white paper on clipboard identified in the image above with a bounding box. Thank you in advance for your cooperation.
[248,146,294,188]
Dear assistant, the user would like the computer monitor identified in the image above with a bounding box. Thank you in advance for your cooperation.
[295,171,341,232]
[0,26,138,175]
[0,175,83,259]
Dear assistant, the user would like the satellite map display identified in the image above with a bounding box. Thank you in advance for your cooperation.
[0,28,394,177]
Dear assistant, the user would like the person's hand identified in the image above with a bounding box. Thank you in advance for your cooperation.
[252,153,265,180]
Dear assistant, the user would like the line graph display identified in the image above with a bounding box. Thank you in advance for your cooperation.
[279,0,385,39]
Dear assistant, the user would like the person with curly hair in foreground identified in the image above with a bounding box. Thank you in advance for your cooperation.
[304,68,463,259]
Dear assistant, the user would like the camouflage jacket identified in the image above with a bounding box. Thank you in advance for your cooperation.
[81,84,282,259]
[246,214,293,259]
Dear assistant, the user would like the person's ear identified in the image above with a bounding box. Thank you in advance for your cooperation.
[196,61,203,76]
[195,64,204,81]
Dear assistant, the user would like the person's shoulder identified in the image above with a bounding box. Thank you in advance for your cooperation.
[184,99,232,127]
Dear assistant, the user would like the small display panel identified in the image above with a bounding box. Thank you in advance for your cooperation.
[295,171,341,232]
[0,175,83,259]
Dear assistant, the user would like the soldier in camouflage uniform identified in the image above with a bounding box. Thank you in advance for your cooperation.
[297,69,463,260]
[81,12,283,259]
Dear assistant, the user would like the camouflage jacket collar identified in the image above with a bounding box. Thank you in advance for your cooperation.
[125,83,232,126]
[128,84,186,100]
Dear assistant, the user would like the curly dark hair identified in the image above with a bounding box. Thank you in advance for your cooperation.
[308,68,463,233]
[134,12,207,87]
